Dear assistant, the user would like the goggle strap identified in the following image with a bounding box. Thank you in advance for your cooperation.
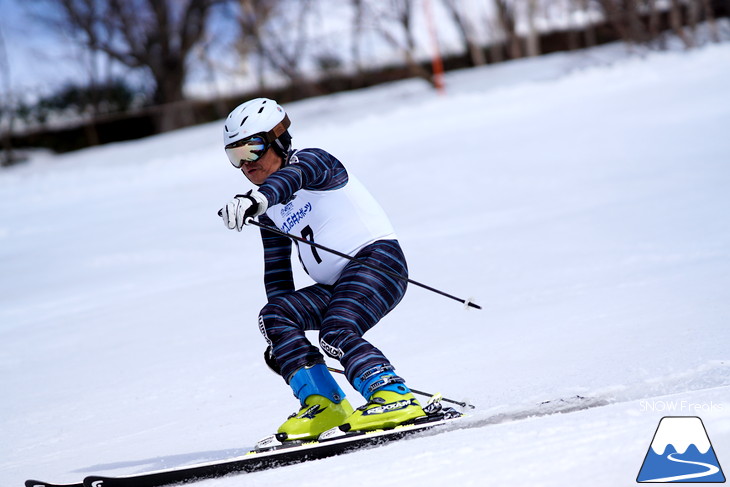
[265,114,290,143]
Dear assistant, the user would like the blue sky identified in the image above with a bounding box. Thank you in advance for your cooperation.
[0,0,84,98]
[0,0,248,101]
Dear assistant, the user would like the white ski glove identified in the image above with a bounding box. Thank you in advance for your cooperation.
[220,189,268,231]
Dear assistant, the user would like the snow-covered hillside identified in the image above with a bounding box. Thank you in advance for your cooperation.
[2,40,729,487]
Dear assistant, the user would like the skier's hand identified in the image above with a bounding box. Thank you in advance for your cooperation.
[220,189,268,231]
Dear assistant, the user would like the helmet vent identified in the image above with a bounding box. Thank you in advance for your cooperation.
[240,116,248,126]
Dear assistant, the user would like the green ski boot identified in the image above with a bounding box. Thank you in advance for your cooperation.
[343,364,426,432]
[276,363,353,441]
[278,394,354,441]
[344,389,426,432]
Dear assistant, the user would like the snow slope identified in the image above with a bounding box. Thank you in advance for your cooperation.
[2,40,730,486]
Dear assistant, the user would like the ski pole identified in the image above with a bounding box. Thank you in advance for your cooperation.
[224,213,481,310]
[327,367,475,410]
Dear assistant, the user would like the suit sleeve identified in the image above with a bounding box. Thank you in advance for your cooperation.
[259,213,294,300]
[257,148,349,206]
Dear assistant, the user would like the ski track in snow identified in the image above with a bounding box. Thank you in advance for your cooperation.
[3,35,730,487]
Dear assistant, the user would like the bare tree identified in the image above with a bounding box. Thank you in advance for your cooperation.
[493,0,522,60]
[36,0,224,132]
[647,0,662,44]
[441,0,487,66]
[349,0,366,76]
[0,23,16,166]
[681,0,720,44]
[525,0,541,57]
[482,6,504,63]
[595,0,650,44]
[669,0,694,47]
[699,0,721,42]
[237,0,334,96]
[575,0,597,48]
[63,10,106,146]
[366,0,431,82]
[237,0,280,90]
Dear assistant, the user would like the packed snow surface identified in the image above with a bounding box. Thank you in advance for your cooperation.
[2,40,729,486]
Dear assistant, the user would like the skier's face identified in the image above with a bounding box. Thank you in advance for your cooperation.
[241,148,282,185]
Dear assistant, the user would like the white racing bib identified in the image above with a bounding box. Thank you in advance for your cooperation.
[266,174,396,285]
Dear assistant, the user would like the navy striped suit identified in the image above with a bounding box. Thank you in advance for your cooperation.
[255,149,408,390]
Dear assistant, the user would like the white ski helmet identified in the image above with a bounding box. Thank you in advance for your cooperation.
[223,98,292,167]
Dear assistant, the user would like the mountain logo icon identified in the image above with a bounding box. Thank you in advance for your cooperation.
[637,416,725,483]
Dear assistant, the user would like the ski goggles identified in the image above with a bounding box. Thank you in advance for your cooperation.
[225,135,269,168]
[225,114,291,168]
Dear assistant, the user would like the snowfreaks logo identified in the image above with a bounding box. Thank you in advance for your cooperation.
[637,416,726,483]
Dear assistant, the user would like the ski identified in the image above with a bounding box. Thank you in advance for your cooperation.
[27,393,612,487]
[25,481,83,487]
[80,408,463,487]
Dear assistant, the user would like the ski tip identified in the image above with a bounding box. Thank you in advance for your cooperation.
[26,481,83,487]
[26,481,52,487]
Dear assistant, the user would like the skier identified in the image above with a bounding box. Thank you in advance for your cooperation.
[220,98,425,441]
